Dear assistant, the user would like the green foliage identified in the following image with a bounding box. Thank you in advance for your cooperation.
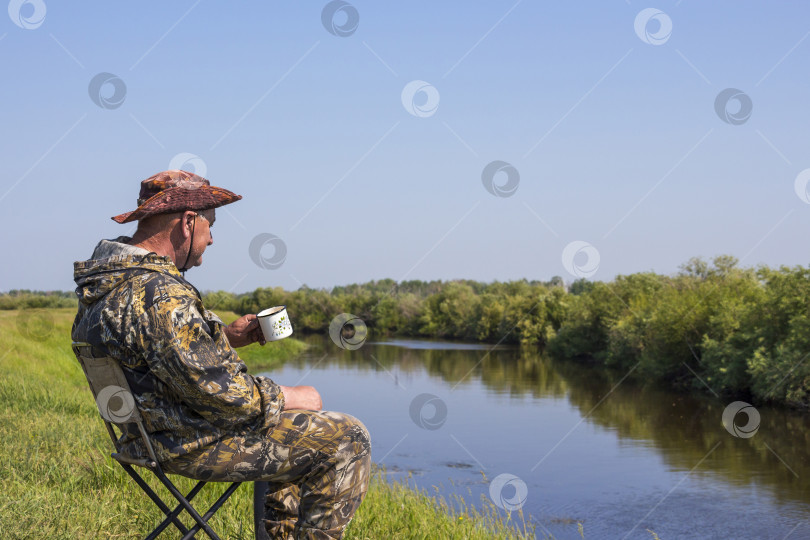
[548,256,810,407]
[420,282,481,339]
[202,279,566,346]
[568,278,594,296]
[0,290,77,309]
[548,281,627,363]
[13,254,810,407]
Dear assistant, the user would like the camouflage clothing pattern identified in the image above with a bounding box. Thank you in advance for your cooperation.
[164,409,371,539]
[72,236,371,538]
[72,236,285,462]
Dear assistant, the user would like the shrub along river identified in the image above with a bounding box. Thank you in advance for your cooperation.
[258,335,810,540]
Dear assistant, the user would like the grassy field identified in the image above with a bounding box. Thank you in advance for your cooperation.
[0,308,536,539]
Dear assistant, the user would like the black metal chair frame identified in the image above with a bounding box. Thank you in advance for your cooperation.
[72,341,253,539]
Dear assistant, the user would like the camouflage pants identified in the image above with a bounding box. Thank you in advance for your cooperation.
[163,410,371,539]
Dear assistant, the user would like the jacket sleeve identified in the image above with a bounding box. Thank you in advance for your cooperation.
[136,291,285,434]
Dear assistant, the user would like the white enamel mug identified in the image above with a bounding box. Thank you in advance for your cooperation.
[257,305,293,341]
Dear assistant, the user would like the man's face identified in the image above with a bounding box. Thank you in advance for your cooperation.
[189,208,215,267]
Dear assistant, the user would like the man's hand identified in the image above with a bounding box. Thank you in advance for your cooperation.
[223,314,266,348]
[280,385,322,411]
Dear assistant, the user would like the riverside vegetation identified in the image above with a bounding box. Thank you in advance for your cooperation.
[0,309,535,539]
[212,255,810,409]
[5,255,810,408]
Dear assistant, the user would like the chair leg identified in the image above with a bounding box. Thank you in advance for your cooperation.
[146,481,207,540]
[253,482,271,540]
[154,468,238,540]
[118,461,243,540]
[181,481,242,540]
[119,462,191,536]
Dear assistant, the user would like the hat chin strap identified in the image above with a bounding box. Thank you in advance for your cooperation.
[179,215,197,274]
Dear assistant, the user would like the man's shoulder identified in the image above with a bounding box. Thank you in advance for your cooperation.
[129,271,198,313]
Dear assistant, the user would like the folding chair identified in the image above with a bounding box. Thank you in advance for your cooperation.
[72,341,267,539]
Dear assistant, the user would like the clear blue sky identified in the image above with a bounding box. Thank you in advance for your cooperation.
[2,1,809,293]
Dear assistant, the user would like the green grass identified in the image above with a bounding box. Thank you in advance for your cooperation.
[0,308,536,539]
[349,469,538,540]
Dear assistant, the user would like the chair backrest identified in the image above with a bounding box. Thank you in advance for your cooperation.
[72,342,142,424]
[72,341,159,463]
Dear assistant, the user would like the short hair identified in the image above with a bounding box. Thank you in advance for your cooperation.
[135,211,180,234]
[136,208,215,235]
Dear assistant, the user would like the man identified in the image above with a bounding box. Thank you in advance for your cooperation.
[71,170,371,539]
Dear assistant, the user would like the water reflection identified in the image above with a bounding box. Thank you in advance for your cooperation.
[551,358,810,507]
[285,335,810,512]
[291,334,569,399]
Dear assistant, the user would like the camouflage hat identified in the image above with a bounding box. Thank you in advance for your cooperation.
[111,170,242,224]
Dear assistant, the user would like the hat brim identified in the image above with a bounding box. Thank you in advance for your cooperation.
[112,185,242,224]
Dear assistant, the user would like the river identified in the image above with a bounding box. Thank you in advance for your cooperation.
[258,335,810,540]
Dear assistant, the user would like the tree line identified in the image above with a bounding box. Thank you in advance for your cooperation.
[0,290,76,309]
[203,257,810,407]
[6,256,810,407]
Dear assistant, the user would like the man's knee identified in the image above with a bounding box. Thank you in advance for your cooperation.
[326,412,371,482]
[277,410,370,464]
[310,411,369,445]
[340,413,371,453]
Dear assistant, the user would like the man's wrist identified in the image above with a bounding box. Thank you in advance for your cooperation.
[222,324,235,346]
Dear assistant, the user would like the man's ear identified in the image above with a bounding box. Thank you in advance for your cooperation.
[181,211,197,239]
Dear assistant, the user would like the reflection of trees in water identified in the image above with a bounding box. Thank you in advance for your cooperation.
[285,334,569,400]
[553,359,810,507]
[278,334,810,509]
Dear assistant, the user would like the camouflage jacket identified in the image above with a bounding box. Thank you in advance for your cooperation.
[72,236,285,463]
